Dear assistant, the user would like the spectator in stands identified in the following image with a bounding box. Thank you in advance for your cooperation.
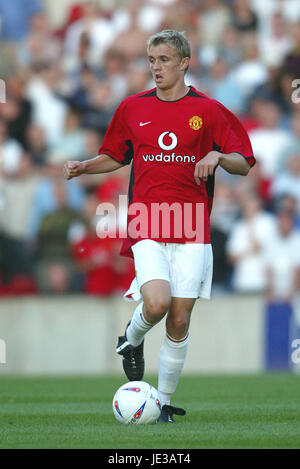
[72,193,121,296]
[275,194,300,229]
[34,179,85,293]
[74,128,105,194]
[25,124,48,167]
[231,0,258,34]
[226,194,276,293]
[218,26,243,67]
[0,95,28,146]
[204,56,245,113]
[240,95,264,133]
[81,79,115,133]
[283,21,300,76]
[230,37,268,99]
[210,180,239,291]
[1,152,38,243]
[198,0,231,47]
[112,0,165,38]
[64,0,116,68]
[271,150,300,214]
[264,209,300,302]
[0,152,37,293]
[0,0,43,42]
[28,153,84,242]
[63,30,93,77]
[0,119,23,177]
[126,60,152,96]
[249,98,291,179]
[66,64,96,113]
[251,67,295,118]
[72,190,134,296]
[95,173,135,293]
[290,111,300,147]
[101,48,128,105]
[259,12,291,68]
[18,11,62,68]
[1,76,32,147]
[26,61,68,146]
[278,70,298,116]
[49,108,86,163]
[273,111,300,171]
[251,0,300,36]
[238,159,273,207]
[111,2,149,62]
[0,0,299,299]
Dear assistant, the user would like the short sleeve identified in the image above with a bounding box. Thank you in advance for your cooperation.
[211,101,256,168]
[98,101,133,165]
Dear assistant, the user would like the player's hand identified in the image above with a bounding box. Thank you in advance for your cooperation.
[194,151,221,186]
[63,160,85,180]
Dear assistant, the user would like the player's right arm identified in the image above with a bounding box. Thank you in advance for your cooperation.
[63,154,123,180]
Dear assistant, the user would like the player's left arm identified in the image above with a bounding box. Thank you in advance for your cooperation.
[195,101,256,185]
[194,150,250,186]
[218,151,251,175]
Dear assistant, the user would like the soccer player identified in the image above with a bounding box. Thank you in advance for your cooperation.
[63,30,255,423]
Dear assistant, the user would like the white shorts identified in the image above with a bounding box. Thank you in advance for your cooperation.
[124,239,213,301]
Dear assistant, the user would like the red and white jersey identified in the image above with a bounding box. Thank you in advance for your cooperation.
[98,86,255,257]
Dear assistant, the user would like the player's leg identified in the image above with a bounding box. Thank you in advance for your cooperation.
[117,279,171,381]
[158,297,195,419]
[117,240,171,380]
[126,279,171,346]
[157,243,213,422]
[165,297,195,340]
[125,239,172,346]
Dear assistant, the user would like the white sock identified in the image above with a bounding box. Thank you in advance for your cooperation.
[126,302,153,346]
[158,332,189,407]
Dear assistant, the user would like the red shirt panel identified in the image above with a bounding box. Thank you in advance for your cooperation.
[98,86,255,257]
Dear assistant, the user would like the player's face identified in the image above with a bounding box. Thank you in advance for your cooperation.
[147,44,188,90]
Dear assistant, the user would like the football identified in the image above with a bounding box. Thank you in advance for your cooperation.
[112,381,161,424]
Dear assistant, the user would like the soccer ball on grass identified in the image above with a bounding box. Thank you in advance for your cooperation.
[112,381,161,424]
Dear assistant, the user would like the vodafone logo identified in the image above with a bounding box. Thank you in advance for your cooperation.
[142,130,195,164]
[158,132,178,151]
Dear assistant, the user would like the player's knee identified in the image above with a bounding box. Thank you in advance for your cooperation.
[145,298,170,322]
[166,315,189,335]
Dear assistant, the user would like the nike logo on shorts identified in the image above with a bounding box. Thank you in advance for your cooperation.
[140,121,151,127]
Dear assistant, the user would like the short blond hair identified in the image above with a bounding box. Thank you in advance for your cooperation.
[147,29,191,62]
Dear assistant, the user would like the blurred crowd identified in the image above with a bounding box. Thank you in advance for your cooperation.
[0,0,300,300]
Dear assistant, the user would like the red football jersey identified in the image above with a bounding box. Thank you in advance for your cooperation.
[98,86,255,257]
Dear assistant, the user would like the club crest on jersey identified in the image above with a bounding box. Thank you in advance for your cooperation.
[189,116,203,131]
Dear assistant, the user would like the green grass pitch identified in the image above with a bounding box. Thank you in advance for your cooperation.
[0,374,299,449]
